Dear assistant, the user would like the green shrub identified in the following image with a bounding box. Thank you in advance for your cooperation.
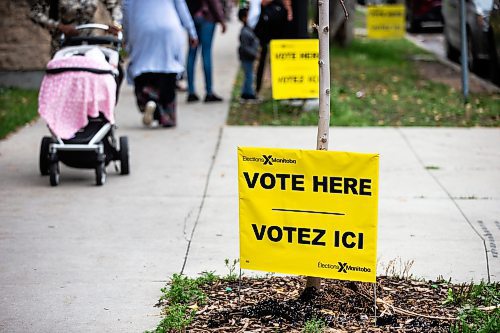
[447,281,500,333]
[145,304,195,333]
[160,274,206,306]
[303,317,326,333]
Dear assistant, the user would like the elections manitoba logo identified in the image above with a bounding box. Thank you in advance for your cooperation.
[242,155,297,165]
[318,261,372,274]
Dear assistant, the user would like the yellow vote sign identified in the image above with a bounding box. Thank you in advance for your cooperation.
[238,147,379,283]
[270,39,319,100]
[367,5,405,39]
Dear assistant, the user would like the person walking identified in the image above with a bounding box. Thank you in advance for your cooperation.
[186,0,227,103]
[30,0,124,100]
[253,0,293,94]
[237,6,259,102]
[30,0,123,55]
[124,0,198,128]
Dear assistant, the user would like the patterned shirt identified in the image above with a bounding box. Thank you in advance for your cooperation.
[30,0,122,31]
[30,0,122,54]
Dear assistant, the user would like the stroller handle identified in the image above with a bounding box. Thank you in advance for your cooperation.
[76,23,110,31]
[75,24,123,41]
[61,23,123,49]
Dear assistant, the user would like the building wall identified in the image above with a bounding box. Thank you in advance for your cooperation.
[0,0,51,70]
[0,0,112,71]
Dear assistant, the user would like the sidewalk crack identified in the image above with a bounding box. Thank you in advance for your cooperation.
[180,126,224,274]
[182,207,195,243]
[396,128,491,282]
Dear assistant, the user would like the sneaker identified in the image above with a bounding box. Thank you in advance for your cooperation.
[240,94,261,104]
[187,93,200,102]
[143,100,156,126]
[204,93,223,102]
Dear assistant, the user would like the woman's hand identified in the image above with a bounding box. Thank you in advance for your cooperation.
[57,23,78,36]
[108,22,122,36]
[189,37,199,48]
[283,0,293,21]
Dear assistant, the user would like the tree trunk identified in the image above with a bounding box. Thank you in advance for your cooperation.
[306,0,331,292]
[316,0,330,153]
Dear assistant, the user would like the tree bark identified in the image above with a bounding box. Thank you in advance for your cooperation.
[306,0,330,292]
[316,0,330,152]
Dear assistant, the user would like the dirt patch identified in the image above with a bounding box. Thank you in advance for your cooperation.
[414,60,497,94]
[180,276,459,332]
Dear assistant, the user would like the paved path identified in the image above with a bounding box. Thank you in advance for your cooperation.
[1,15,500,333]
[184,127,500,284]
[0,17,239,332]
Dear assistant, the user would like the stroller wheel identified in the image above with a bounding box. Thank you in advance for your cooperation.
[96,162,106,186]
[119,136,130,175]
[49,162,60,186]
[39,136,53,176]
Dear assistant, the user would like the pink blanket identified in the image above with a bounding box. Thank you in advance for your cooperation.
[38,56,116,139]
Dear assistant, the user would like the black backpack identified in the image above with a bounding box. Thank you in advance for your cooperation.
[186,0,203,16]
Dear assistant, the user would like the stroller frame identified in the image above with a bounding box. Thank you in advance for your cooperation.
[39,24,129,186]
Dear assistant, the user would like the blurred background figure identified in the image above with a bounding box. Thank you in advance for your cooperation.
[186,0,227,103]
[30,0,123,55]
[238,6,260,102]
[124,0,198,128]
[252,0,295,94]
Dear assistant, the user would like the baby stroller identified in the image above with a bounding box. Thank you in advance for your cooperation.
[38,24,129,186]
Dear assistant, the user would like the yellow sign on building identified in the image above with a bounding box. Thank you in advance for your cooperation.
[270,39,319,100]
[238,147,379,283]
[367,5,405,39]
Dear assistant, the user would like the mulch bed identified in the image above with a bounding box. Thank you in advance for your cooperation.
[183,276,458,332]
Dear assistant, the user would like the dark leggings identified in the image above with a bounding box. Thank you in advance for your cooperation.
[256,43,268,93]
[134,72,177,112]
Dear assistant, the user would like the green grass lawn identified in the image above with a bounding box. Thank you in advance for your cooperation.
[0,87,38,139]
[228,37,500,127]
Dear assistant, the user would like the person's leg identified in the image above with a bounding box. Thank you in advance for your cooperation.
[134,73,161,126]
[134,73,151,112]
[187,17,202,97]
[199,18,216,96]
[175,71,187,92]
[187,46,198,95]
[158,73,176,107]
[241,60,254,97]
[158,73,177,127]
[256,43,268,93]
[134,73,158,126]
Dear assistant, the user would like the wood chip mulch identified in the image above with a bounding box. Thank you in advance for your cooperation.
[162,276,460,332]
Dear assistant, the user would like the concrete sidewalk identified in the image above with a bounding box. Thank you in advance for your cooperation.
[1,15,500,333]
[184,127,500,284]
[0,16,240,332]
